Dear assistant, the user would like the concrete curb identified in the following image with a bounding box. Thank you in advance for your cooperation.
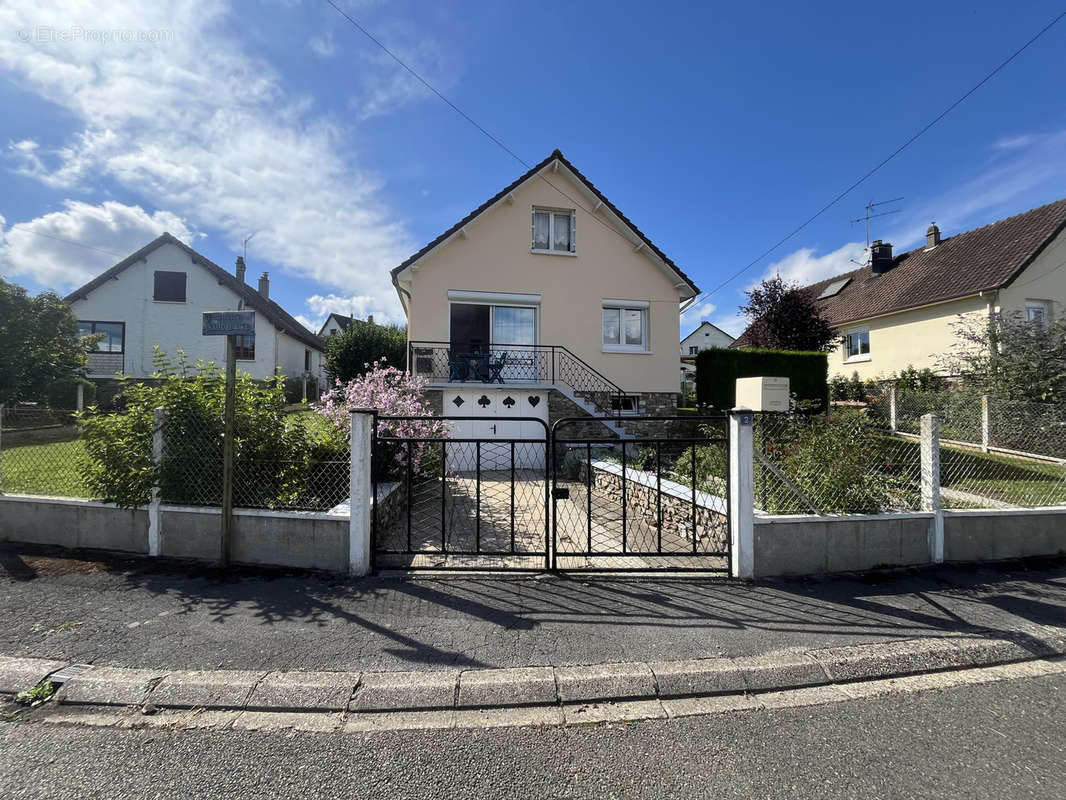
[4,627,1064,715]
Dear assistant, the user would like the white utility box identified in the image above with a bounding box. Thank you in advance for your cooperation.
[735,376,790,412]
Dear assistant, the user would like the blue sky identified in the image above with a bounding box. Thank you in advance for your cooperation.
[1,0,1064,336]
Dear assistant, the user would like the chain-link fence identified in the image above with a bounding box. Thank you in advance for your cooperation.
[1,402,350,512]
[158,406,350,511]
[0,404,88,497]
[754,409,922,514]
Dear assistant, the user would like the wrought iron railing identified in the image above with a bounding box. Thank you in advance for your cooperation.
[407,341,626,416]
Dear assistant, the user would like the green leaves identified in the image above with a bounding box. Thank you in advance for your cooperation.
[324,319,407,383]
[0,278,89,406]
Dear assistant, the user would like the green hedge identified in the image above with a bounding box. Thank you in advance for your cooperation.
[695,347,828,411]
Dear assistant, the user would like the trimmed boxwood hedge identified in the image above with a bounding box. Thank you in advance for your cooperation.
[695,347,828,411]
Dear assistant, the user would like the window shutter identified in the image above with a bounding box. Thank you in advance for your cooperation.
[569,211,576,252]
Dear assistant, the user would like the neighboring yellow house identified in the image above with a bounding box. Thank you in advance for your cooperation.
[734,197,1066,380]
[390,149,699,438]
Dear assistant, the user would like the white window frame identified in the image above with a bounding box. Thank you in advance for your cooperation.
[609,394,641,415]
[843,327,871,362]
[602,299,650,353]
[1025,299,1051,325]
[532,207,576,255]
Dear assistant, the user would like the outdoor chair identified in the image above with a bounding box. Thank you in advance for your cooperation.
[447,352,469,382]
[487,351,508,384]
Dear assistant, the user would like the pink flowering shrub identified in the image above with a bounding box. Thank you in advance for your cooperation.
[314,360,447,478]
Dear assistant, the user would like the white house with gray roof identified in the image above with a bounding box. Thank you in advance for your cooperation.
[66,233,324,388]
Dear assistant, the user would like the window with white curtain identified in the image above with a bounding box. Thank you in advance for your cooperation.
[532,208,575,253]
[602,303,647,351]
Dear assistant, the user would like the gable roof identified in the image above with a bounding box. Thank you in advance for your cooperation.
[390,149,699,299]
[318,312,356,336]
[732,197,1066,346]
[681,320,734,344]
[66,233,324,351]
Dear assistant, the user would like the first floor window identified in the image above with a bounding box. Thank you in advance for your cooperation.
[689,346,699,355]
[602,304,647,350]
[844,329,870,360]
[1026,300,1051,325]
[532,208,575,253]
[234,334,255,360]
[77,321,125,353]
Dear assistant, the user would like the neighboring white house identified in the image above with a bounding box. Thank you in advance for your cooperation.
[680,320,734,395]
[66,233,325,397]
[390,149,699,444]
[681,321,734,356]
[318,312,358,338]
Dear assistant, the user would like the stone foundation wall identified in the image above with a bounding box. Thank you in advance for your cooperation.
[579,459,728,553]
[549,391,620,440]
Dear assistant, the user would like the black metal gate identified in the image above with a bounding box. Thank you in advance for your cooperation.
[550,416,731,572]
[372,415,551,570]
[371,414,730,572]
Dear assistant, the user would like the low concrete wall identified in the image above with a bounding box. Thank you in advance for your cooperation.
[753,513,934,578]
[0,495,147,553]
[0,494,350,572]
[944,508,1066,562]
[159,506,349,572]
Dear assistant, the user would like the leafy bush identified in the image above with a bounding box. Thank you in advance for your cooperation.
[79,350,349,509]
[756,409,911,513]
[696,347,828,411]
[283,375,319,404]
[324,319,407,383]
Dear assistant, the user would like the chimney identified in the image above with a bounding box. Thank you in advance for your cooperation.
[235,256,246,284]
[258,271,269,299]
[926,222,941,249]
[870,239,894,274]
[366,314,374,325]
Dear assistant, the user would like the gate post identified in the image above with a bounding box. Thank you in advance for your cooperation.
[729,408,755,580]
[349,409,375,576]
[920,413,943,564]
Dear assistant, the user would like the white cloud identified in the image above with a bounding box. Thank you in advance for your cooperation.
[0,200,194,289]
[308,32,336,58]
[759,241,866,287]
[0,0,419,314]
[302,291,404,329]
[348,32,456,121]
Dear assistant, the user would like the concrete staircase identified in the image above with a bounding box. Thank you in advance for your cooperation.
[553,386,633,439]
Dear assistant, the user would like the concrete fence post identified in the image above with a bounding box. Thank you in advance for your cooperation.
[981,394,990,453]
[889,384,897,434]
[349,409,375,576]
[0,403,4,491]
[920,414,943,564]
[147,407,165,556]
[729,407,755,580]
[76,383,84,413]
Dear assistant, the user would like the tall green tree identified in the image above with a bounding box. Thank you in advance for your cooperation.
[739,275,837,352]
[324,319,407,383]
[0,277,94,405]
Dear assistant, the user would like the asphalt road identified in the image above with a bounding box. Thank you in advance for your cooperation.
[2,545,1065,672]
[2,673,1064,799]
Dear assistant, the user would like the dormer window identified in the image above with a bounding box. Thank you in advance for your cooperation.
[532,208,575,254]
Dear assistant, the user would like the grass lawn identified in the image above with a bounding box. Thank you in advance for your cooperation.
[941,445,1066,506]
[1,438,91,497]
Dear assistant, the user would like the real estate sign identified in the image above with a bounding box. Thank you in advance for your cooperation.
[202,310,255,336]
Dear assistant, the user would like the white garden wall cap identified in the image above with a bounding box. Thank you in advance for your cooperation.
[588,459,728,514]
[14,632,1064,714]
[754,511,936,523]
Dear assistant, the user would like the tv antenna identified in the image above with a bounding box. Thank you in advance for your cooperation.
[242,232,257,259]
[850,197,903,265]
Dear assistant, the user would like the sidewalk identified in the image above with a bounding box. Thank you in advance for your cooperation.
[2,544,1064,676]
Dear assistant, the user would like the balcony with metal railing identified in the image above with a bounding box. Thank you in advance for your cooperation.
[408,341,626,417]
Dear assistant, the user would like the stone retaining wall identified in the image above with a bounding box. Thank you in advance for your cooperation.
[579,459,728,552]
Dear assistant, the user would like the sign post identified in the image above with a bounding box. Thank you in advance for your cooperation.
[202,311,255,566]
